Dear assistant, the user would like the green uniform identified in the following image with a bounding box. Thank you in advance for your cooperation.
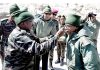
[66,26,100,70]
[85,20,100,45]
[34,16,57,70]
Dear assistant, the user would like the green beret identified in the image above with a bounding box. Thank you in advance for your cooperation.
[65,14,81,27]
[43,5,51,13]
[14,12,34,25]
[9,4,20,16]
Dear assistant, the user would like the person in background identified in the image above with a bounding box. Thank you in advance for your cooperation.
[34,5,57,70]
[55,15,66,66]
[46,8,59,70]
[56,15,61,24]
[51,8,59,31]
[81,12,100,46]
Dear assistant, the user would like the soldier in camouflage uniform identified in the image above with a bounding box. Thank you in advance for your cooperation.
[64,14,100,70]
[55,15,66,66]
[5,11,64,70]
[0,4,20,70]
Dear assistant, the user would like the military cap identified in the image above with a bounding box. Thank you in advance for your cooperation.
[9,4,20,16]
[51,8,58,15]
[65,14,81,27]
[14,12,34,25]
[43,5,51,13]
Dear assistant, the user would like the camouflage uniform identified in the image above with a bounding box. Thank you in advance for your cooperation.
[57,24,66,60]
[5,25,57,70]
[0,18,16,53]
[0,18,16,70]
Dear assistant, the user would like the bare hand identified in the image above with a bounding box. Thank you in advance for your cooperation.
[55,27,65,38]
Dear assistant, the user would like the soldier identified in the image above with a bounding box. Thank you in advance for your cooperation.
[55,15,66,66]
[34,5,57,70]
[5,11,64,70]
[64,14,100,70]
[82,12,100,46]
[0,4,20,70]
[51,8,59,31]
[45,8,59,70]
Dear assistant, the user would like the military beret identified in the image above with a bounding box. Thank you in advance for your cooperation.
[14,12,34,25]
[51,8,58,14]
[9,4,20,16]
[65,14,81,27]
[9,4,28,17]
[43,5,51,13]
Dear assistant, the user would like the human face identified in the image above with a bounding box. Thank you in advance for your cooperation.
[23,19,33,30]
[60,16,66,25]
[51,14,55,19]
[43,12,51,20]
[64,24,78,35]
[90,15,96,22]
[56,15,61,22]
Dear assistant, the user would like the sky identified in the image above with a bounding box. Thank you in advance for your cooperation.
[0,0,100,5]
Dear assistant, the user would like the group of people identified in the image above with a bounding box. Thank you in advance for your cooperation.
[0,3,100,70]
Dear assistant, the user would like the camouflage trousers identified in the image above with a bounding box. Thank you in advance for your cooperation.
[57,41,66,59]
[49,48,54,60]
[5,62,35,70]
[5,56,35,70]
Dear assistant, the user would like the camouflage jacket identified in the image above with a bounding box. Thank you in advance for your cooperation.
[0,18,16,46]
[5,27,57,70]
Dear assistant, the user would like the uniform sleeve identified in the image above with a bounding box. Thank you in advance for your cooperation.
[15,34,57,55]
[50,23,57,35]
[80,37,100,70]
